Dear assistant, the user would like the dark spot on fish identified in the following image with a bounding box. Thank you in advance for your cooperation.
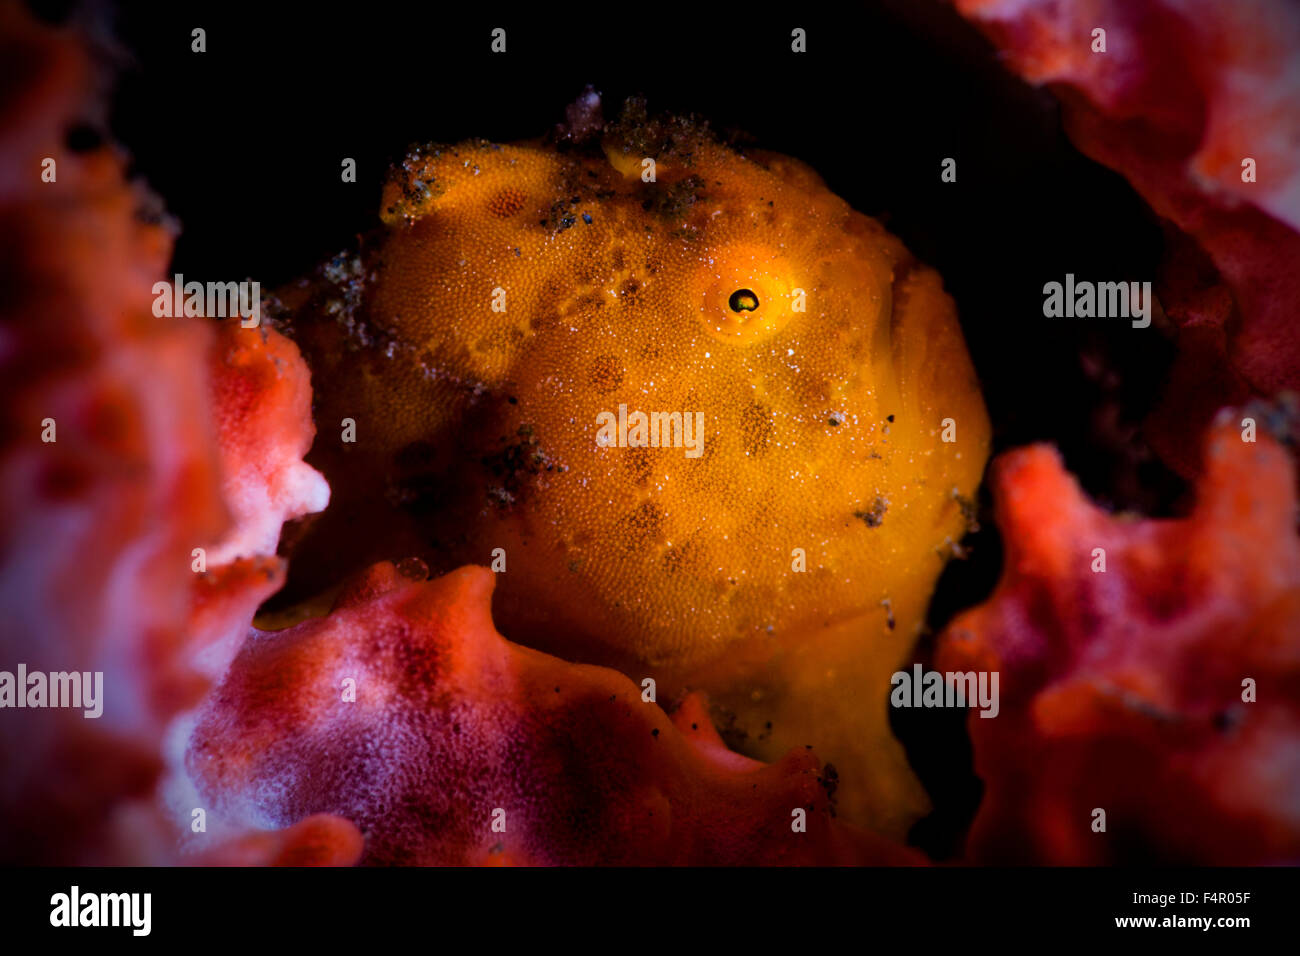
[854,496,889,527]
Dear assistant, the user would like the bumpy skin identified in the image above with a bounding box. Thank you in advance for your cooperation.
[188,560,921,866]
[277,104,991,834]
[936,413,1300,864]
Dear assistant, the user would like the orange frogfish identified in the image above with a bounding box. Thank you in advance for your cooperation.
[273,96,991,835]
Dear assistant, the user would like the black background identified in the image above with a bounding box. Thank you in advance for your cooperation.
[8,865,1284,941]
[65,0,1186,858]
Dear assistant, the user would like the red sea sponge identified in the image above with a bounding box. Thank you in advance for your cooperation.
[0,4,223,863]
[205,319,330,568]
[173,319,331,702]
[954,0,1300,476]
[186,561,919,865]
[194,813,365,867]
[936,411,1300,864]
[0,4,329,863]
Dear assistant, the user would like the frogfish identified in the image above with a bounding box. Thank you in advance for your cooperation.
[271,95,991,835]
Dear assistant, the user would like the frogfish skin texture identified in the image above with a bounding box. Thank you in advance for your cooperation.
[275,100,991,835]
[187,560,921,866]
[936,410,1300,864]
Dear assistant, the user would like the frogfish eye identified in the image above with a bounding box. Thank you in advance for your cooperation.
[698,249,798,343]
[728,288,760,313]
